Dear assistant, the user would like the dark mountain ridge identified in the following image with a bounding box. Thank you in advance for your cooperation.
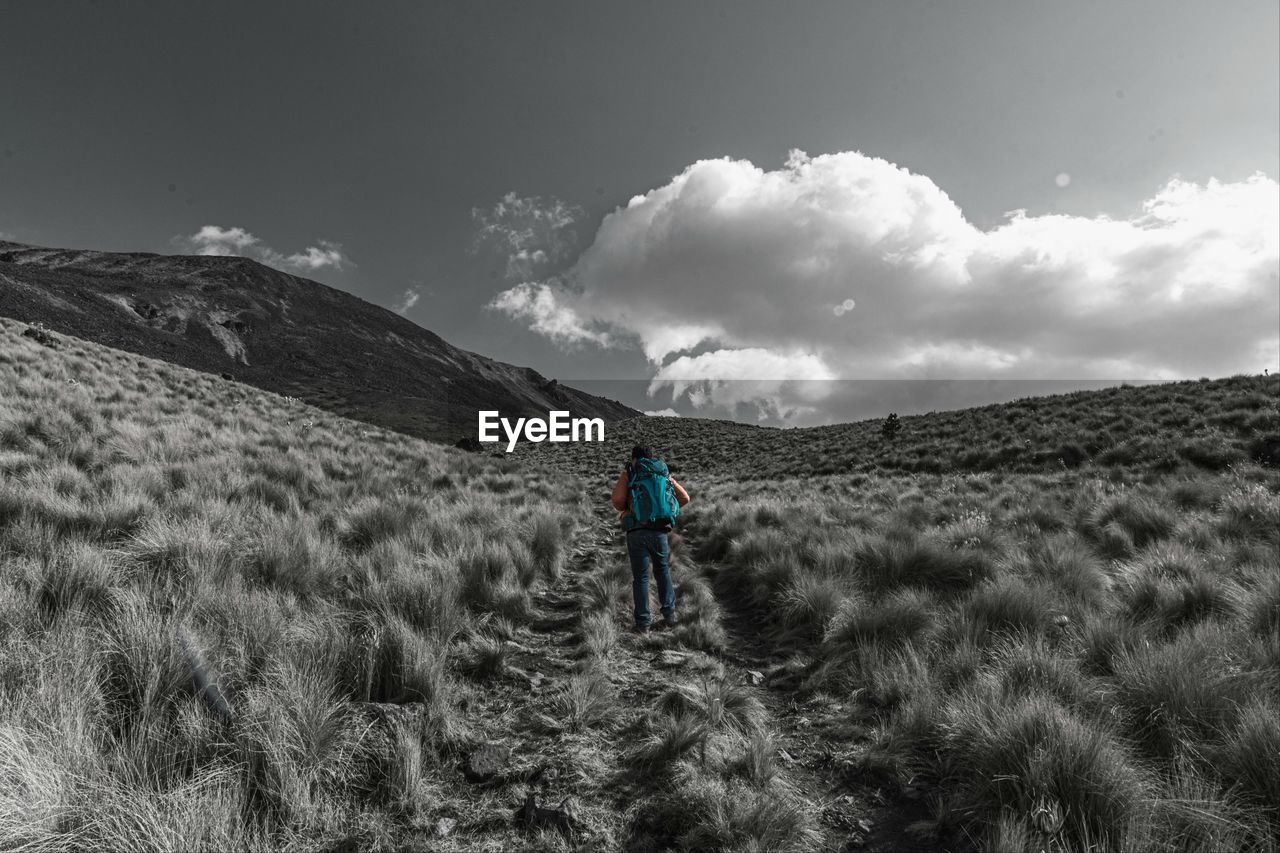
[0,240,638,441]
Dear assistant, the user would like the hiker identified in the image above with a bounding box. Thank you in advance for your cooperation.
[611,445,690,634]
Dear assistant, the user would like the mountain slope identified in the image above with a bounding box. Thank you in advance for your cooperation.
[520,374,1280,481]
[0,240,638,442]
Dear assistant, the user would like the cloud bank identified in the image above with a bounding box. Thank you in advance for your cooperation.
[491,150,1279,420]
[177,225,350,274]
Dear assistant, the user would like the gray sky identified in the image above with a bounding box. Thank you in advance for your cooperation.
[2,1,1276,423]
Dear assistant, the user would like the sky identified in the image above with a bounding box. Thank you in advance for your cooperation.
[2,1,1277,424]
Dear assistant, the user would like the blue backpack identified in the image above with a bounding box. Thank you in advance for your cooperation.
[625,457,680,531]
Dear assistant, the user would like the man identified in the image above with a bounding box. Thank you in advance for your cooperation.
[611,445,691,635]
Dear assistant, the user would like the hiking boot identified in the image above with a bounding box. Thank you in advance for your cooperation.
[660,612,678,629]
[632,624,651,636]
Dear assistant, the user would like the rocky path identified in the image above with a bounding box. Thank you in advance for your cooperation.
[435,500,909,852]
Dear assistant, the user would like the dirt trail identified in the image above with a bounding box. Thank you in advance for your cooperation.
[444,500,923,851]
[708,564,940,853]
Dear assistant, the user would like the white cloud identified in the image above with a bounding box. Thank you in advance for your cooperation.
[488,281,612,348]
[281,240,348,271]
[393,286,421,316]
[492,150,1279,418]
[187,225,259,255]
[176,226,350,274]
[651,348,836,421]
[470,192,582,281]
[643,408,681,417]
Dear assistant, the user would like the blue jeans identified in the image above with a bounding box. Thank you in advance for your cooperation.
[626,529,676,628]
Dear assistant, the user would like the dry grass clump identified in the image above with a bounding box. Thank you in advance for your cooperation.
[0,319,584,850]
[625,670,818,852]
[687,463,1280,850]
[942,689,1150,849]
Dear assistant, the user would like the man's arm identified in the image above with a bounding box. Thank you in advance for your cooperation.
[610,470,629,512]
[670,477,690,507]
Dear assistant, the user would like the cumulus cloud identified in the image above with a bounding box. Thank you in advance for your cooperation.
[279,240,347,271]
[491,150,1279,420]
[489,281,612,348]
[177,226,350,274]
[643,408,681,417]
[186,225,259,255]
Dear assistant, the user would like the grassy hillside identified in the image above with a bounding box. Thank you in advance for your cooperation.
[4,314,1277,853]
[684,468,1280,851]
[0,317,587,850]
[527,375,1279,482]
[0,240,639,444]
[515,376,1280,851]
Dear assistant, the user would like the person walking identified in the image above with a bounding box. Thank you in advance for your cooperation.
[611,445,690,635]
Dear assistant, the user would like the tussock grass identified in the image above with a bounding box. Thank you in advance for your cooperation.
[459,633,508,681]
[526,508,569,581]
[683,462,1280,850]
[626,670,818,851]
[7,318,1277,851]
[0,318,584,850]
[1215,701,1280,819]
[628,713,709,774]
[547,669,616,734]
[576,610,617,660]
[942,690,1149,850]
[826,588,936,648]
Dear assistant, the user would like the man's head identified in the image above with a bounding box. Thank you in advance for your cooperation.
[631,445,655,461]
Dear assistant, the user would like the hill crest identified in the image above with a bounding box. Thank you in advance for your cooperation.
[0,239,638,442]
